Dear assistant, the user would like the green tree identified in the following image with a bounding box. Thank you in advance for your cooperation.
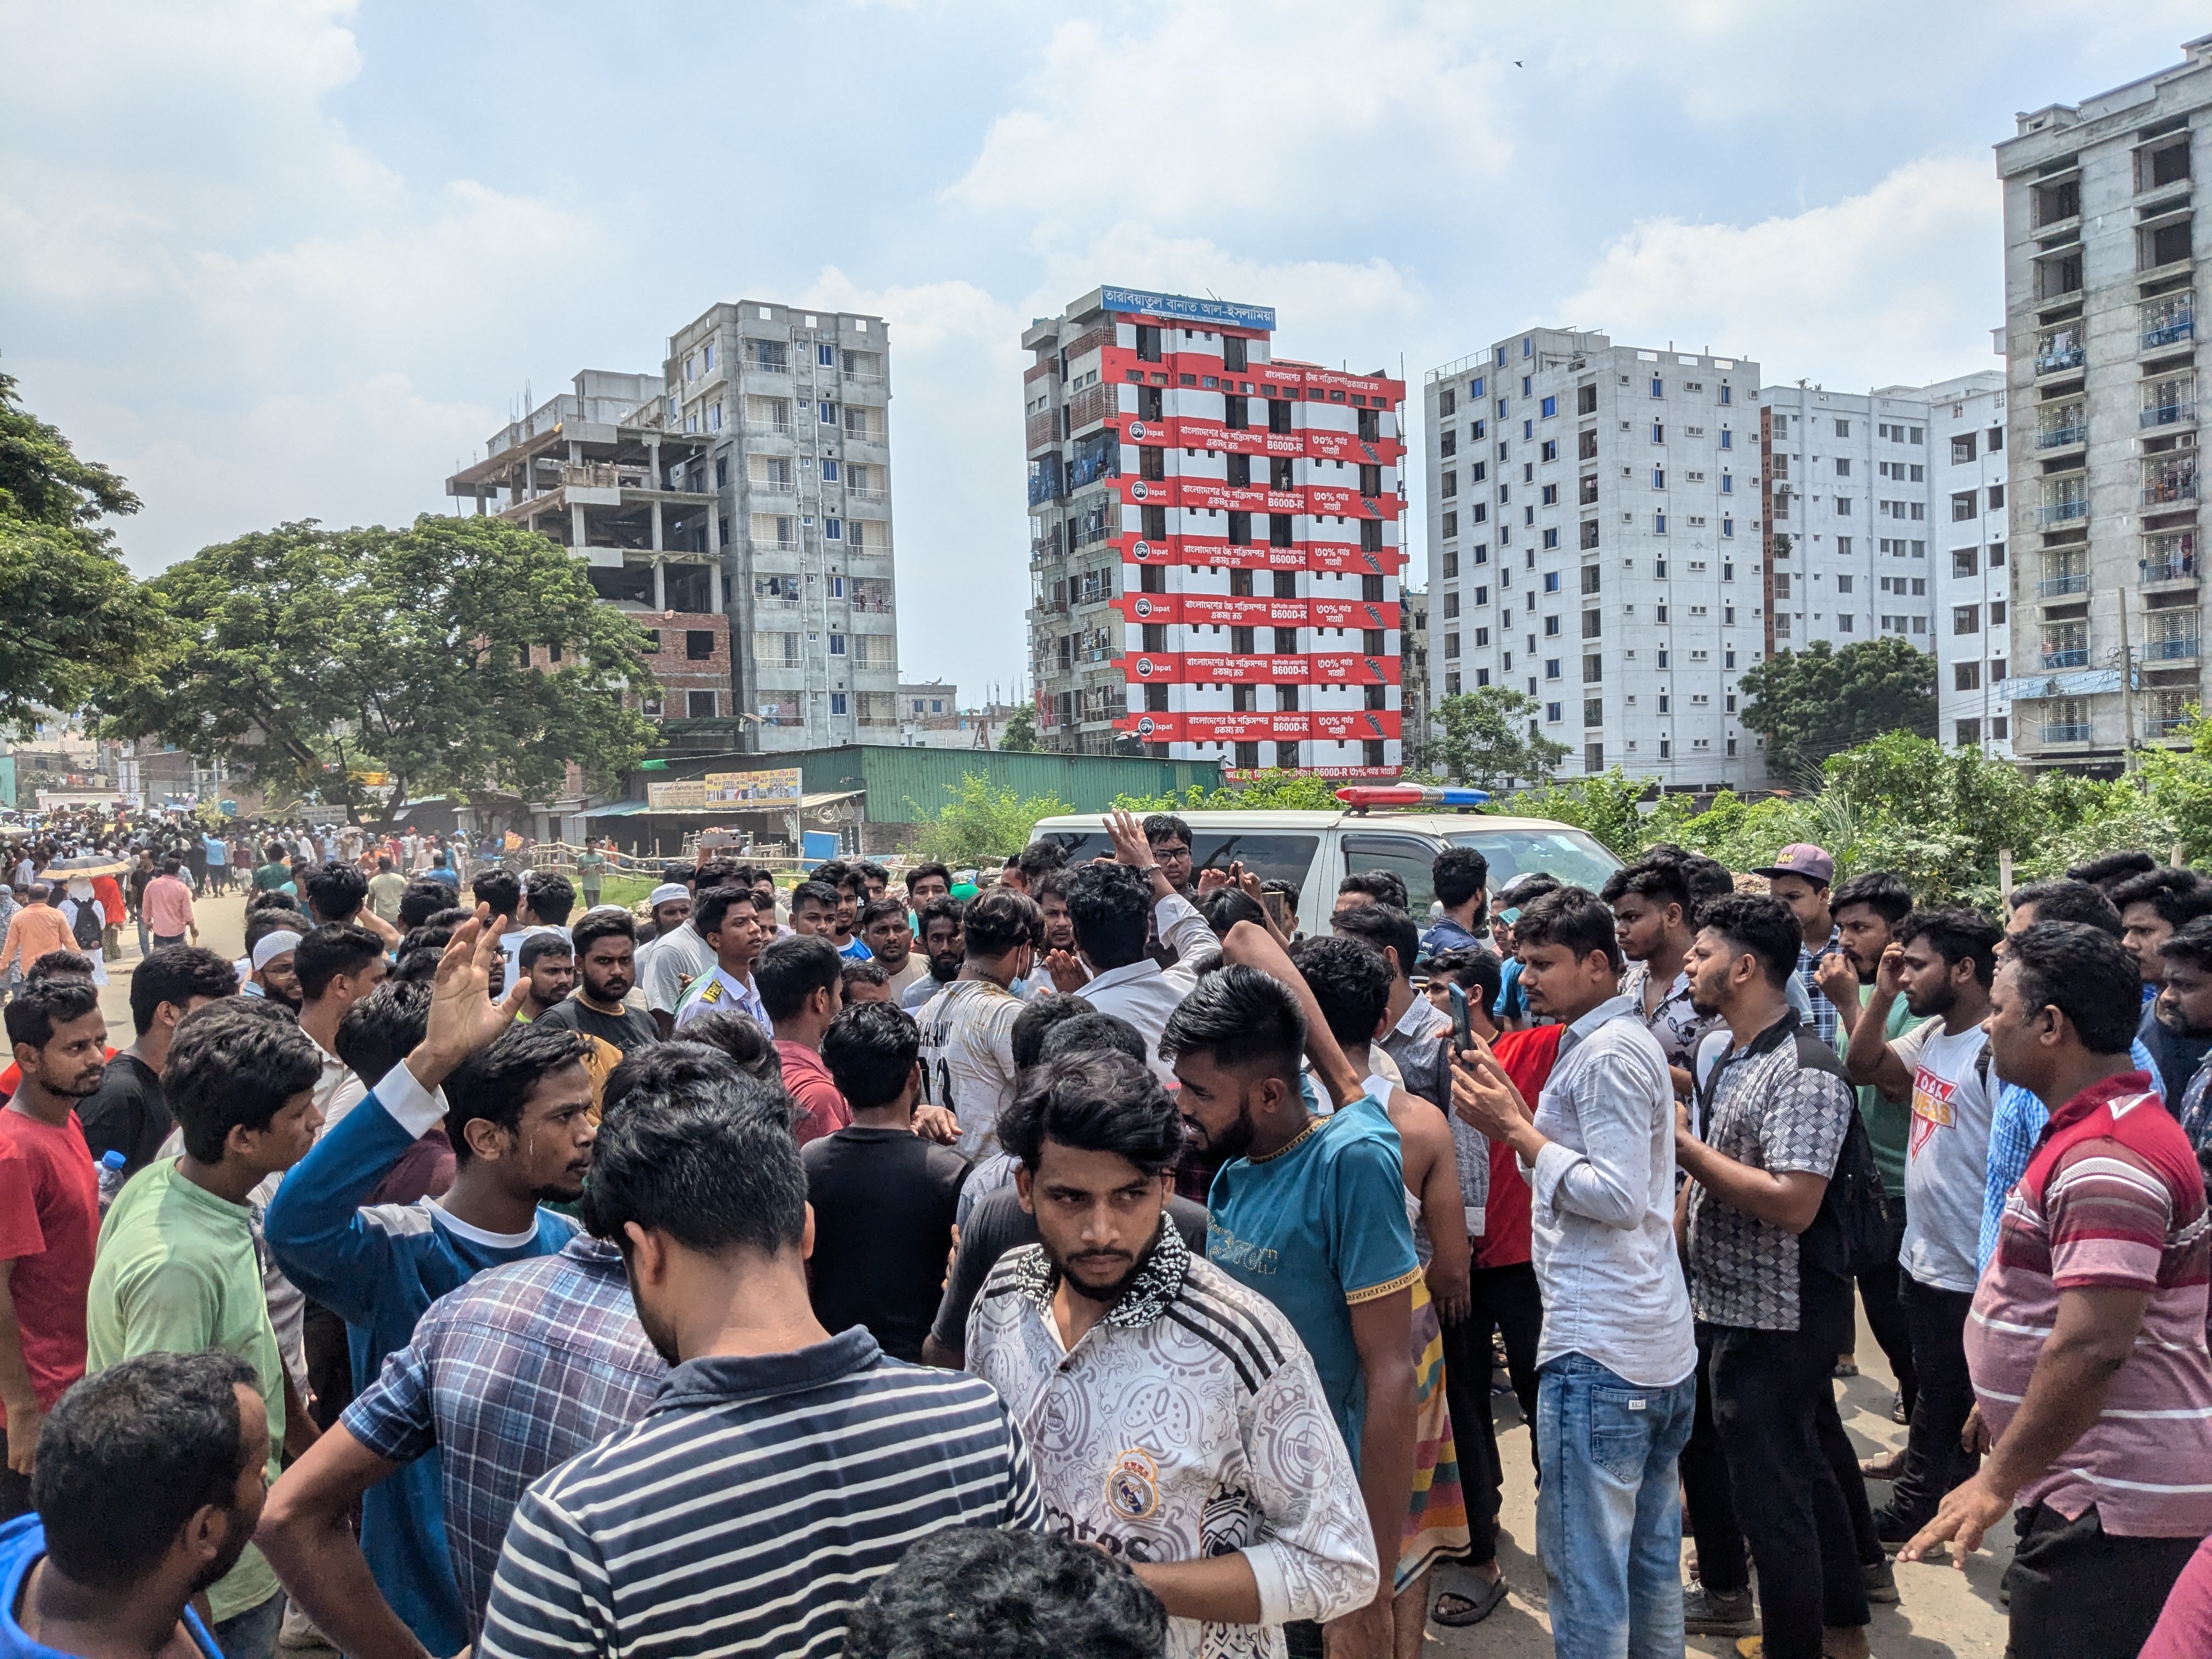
[998,703,1039,751]
[0,369,162,724]
[1428,686,1568,793]
[905,774,1071,866]
[94,516,655,817]
[1505,768,1656,859]
[1737,637,1936,783]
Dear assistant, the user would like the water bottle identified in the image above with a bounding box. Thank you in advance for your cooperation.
[97,1149,128,1214]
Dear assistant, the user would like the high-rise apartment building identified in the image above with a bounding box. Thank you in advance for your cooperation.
[667,302,899,749]
[452,303,900,755]
[1998,38,2211,771]
[1423,331,1763,789]
[1023,286,1407,776]
[1757,371,2013,760]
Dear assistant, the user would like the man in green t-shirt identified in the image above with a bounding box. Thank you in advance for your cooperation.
[252,841,292,893]
[1816,868,1928,1464]
[87,999,324,1658]
[573,843,610,909]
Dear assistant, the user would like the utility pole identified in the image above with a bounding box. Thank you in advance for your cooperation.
[2117,586,2140,776]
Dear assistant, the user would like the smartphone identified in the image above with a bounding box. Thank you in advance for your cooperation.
[1447,982,1476,1054]
[1261,889,1290,931]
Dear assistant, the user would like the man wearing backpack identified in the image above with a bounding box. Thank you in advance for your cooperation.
[1839,908,2002,1551]
[1678,894,1875,1659]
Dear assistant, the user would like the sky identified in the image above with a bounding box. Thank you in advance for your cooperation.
[3,0,2203,699]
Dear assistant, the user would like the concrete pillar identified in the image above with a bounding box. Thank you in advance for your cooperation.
[710,560,724,613]
[652,560,666,612]
[571,501,586,548]
[651,500,663,552]
[648,438,661,490]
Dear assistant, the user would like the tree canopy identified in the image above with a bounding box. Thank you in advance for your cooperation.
[94,516,656,816]
[1425,685,1570,793]
[998,703,1039,751]
[1737,636,1936,783]
[0,369,160,724]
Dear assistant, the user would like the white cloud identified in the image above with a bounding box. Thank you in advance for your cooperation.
[1560,155,2004,388]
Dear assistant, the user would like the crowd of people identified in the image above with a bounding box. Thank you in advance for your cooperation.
[7,808,2212,1659]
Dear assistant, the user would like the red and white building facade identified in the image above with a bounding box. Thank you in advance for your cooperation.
[1023,286,1407,777]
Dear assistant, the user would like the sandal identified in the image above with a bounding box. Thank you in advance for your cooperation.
[1432,1575,1508,1627]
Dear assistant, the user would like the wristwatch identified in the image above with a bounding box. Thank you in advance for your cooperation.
[1138,865,1163,878]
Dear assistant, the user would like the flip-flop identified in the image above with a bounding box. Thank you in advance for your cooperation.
[1433,1575,1508,1627]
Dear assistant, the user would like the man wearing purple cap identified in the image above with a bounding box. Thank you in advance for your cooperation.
[1754,845,1843,1045]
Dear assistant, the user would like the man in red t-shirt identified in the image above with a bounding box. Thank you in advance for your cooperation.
[1429,945,1561,1618]
[756,935,851,1146]
[0,979,108,1519]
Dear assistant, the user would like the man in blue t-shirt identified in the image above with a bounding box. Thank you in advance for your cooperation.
[1163,923,1417,1659]
[266,918,595,1657]
[0,1351,263,1659]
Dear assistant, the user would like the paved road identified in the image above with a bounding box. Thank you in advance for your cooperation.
[94,898,2016,1655]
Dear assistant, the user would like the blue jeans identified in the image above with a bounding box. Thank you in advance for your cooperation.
[1536,1352,1697,1659]
[210,1592,283,1659]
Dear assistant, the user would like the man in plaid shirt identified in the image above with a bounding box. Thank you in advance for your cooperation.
[259,1179,669,1650]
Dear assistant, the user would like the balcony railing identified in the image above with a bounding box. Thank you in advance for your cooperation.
[2037,572,2090,596]
[2037,499,2089,525]
[751,537,800,552]
[2142,556,2198,583]
[2036,421,2089,448]
[2035,337,2086,374]
[2143,465,2199,506]
[749,477,797,494]
[847,486,886,500]
[2041,722,2094,743]
[746,419,793,437]
[2147,634,2202,661]
[2143,312,2196,351]
[2142,400,2197,428]
[2039,647,2090,669]
[2148,716,2192,738]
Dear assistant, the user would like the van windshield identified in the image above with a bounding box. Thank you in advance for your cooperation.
[1447,827,1621,893]
[1036,832,1323,895]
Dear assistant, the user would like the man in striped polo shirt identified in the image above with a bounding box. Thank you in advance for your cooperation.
[476,1064,1042,1659]
[1905,921,2212,1659]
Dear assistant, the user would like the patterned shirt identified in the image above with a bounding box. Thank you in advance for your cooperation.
[966,1222,1378,1659]
[1976,1037,2162,1273]
[2179,1055,2212,1154]
[1620,962,1718,1076]
[1687,1014,1857,1336]
[1968,1072,2212,1537]
[477,1330,1043,1659]
[341,1235,665,1639]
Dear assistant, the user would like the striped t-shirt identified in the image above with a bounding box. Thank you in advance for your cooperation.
[476,1328,1042,1659]
[1967,1071,2212,1537]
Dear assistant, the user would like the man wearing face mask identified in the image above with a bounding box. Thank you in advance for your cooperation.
[915,889,1041,1163]
[966,1047,1378,1658]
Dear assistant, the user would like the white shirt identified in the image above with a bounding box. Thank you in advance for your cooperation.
[1892,1018,1995,1294]
[1076,894,1221,1088]
[1523,995,1697,1387]
[639,921,715,1015]
[966,1229,1378,1657]
[915,978,1025,1160]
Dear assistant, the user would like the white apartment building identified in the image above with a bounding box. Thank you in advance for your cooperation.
[1998,38,2211,772]
[666,301,900,751]
[1424,331,1764,790]
[1758,371,2013,761]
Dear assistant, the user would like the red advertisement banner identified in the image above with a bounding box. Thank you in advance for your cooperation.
[1117,415,1405,468]
[1228,766,1402,781]
[1307,598,1400,630]
[1311,709,1403,740]
[1306,543,1406,575]
[1112,594,1311,627]
[1124,537,1402,574]
[1120,711,1315,742]
[1310,653,1401,685]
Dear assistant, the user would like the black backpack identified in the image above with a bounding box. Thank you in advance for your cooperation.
[68,899,102,952]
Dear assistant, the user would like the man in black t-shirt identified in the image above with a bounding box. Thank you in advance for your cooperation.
[77,945,238,1178]
[531,910,658,1056]
[803,1002,970,1361]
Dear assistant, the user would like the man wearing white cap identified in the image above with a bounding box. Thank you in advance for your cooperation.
[639,882,712,1040]
[250,930,304,1013]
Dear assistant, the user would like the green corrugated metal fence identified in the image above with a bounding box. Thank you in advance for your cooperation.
[637,744,1220,821]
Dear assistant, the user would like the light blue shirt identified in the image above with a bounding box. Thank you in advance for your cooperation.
[1975,1037,2160,1272]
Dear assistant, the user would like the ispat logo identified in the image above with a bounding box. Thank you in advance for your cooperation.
[1132,595,1157,619]
[1128,421,1148,441]
[1132,540,1154,561]
[1135,715,1158,739]
[1134,656,1158,678]
[1131,481,1150,500]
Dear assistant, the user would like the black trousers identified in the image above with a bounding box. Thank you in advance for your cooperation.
[1886,1272,1977,1525]
[303,1299,356,1432]
[0,1424,29,1523]
[2005,1503,2203,1659]
[1854,1201,1917,1419]
[1438,1261,1543,1565]
[1708,1323,1871,1659]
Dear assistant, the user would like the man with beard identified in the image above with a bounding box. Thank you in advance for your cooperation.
[901,895,965,1011]
[87,999,324,1659]
[1165,925,1415,1659]
[2113,867,2212,1097]
[1839,909,2001,1551]
[475,1057,1042,1659]
[531,911,658,1059]
[1675,896,1874,1659]
[2161,918,2212,1153]
[0,1352,268,1659]
[0,981,106,1521]
[248,928,304,1012]
[859,896,929,1002]
[266,919,595,1659]
[965,1047,1378,1659]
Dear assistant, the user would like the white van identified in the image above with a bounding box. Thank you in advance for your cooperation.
[1027,808,1623,941]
